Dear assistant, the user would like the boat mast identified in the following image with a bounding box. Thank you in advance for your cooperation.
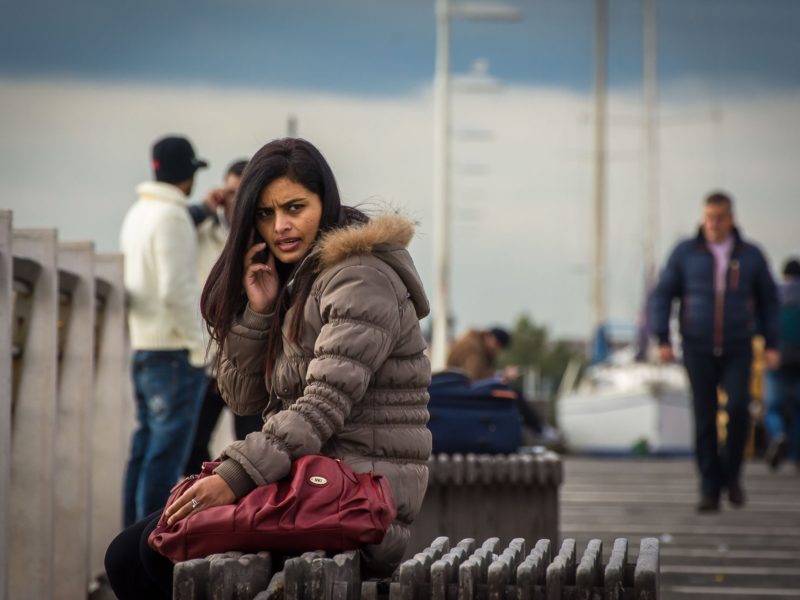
[592,0,608,332]
[643,0,658,288]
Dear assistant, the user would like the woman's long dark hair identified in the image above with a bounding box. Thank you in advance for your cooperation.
[201,138,363,376]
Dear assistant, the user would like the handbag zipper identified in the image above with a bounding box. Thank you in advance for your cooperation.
[169,473,198,494]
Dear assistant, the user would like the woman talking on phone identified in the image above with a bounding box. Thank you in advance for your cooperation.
[105,138,432,598]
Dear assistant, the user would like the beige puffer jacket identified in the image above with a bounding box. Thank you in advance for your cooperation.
[213,214,432,574]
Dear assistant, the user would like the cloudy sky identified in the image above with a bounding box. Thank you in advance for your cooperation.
[2,0,800,339]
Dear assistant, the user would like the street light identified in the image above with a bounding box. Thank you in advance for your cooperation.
[431,0,523,370]
[449,3,523,20]
[452,58,505,93]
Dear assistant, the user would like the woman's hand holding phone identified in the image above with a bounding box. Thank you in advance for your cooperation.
[243,242,278,314]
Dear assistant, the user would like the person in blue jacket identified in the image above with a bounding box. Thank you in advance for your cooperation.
[651,191,780,512]
[764,258,800,471]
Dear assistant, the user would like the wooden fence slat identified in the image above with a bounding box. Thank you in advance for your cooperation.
[0,211,11,600]
[53,241,95,600]
[9,229,58,600]
[89,253,132,580]
[168,536,660,600]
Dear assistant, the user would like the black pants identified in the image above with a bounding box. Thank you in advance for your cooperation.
[515,393,544,434]
[183,378,263,476]
[683,346,753,498]
[105,511,173,600]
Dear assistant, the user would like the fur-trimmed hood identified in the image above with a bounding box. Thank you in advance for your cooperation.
[316,214,430,319]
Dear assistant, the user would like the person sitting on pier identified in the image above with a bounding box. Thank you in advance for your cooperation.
[446,327,555,441]
[105,138,432,599]
[446,327,511,381]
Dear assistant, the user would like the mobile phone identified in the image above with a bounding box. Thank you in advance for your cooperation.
[252,231,270,264]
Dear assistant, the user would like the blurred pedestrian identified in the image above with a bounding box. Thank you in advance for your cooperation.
[764,258,800,471]
[446,327,554,440]
[120,135,209,527]
[183,159,262,476]
[651,191,780,512]
[446,327,511,381]
[187,158,246,231]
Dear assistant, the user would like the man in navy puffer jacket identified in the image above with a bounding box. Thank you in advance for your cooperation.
[651,191,780,512]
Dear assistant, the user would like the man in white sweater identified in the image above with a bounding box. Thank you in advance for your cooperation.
[120,135,209,526]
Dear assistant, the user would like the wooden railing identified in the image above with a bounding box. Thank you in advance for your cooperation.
[0,210,133,600]
[171,535,660,599]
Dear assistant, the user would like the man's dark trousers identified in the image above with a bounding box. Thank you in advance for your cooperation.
[683,345,753,499]
[183,378,263,476]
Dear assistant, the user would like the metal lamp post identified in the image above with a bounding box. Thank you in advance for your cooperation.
[431,0,522,370]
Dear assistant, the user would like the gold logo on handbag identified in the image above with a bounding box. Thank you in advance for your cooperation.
[309,476,328,486]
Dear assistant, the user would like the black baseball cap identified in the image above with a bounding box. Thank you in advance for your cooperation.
[489,327,512,349]
[151,135,208,183]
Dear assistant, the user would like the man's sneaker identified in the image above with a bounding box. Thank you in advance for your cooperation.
[727,481,746,508]
[766,435,788,471]
[697,495,720,513]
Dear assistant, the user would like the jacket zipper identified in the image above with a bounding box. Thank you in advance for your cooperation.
[713,290,724,357]
[713,252,739,357]
[729,259,740,290]
[699,231,741,356]
[170,473,198,493]
[711,250,724,356]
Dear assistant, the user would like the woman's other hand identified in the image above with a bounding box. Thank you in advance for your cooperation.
[165,475,236,526]
[243,243,278,314]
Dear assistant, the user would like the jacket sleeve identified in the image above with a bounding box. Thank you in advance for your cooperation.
[650,244,684,346]
[216,305,276,416]
[214,262,401,498]
[187,203,213,227]
[753,249,780,350]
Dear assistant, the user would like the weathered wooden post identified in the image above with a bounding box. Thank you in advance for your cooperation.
[89,253,133,581]
[9,229,58,600]
[53,241,96,600]
[0,211,12,600]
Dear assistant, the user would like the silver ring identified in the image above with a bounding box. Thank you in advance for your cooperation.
[191,497,200,510]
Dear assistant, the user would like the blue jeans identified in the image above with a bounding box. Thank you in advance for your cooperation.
[683,347,752,499]
[123,350,207,527]
[764,369,800,463]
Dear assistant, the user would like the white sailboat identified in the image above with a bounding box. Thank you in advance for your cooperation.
[557,348,692,454]
[556,0,693,455]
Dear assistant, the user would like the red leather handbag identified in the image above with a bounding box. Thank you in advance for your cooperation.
[148,455,396,563]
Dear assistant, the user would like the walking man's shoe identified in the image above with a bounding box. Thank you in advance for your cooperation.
[697,495,720,513]
[766,434,788,471]
[727,481,746,508]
